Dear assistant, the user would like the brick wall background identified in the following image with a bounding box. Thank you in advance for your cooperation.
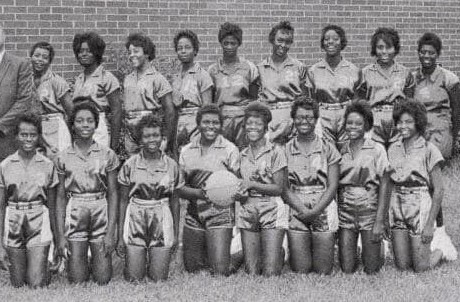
[1,0,460,82]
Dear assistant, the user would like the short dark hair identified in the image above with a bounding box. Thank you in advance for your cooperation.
[321,24,347,51]
[30,41,55,64]
[174,30,200,54]
[393,100,427,135]
[290,96,319,119]
[269,21,294,44]
[14,113,42,136]
[218,22,243,45]
[72,31,106,65]
[196,104,223,126]
[134,115,164,144]
[244,102,272,129]
[125,32,156,61]
[370,27,400,57]
[69,98,100,130]
[417,32,442,55]
[344,100,374,132]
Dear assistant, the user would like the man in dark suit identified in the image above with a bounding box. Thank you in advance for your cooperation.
[0,27,38,160]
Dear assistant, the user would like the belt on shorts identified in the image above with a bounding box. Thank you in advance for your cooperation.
[67,192,106,201]
[8,200,43,210]
[130,197,169,207]
[290,185,325,194]
[372,104,394,111]
[41,112,64,121]
[125,110,155,120]
[267,101,292,110]
[394,186,429,194]
[221,105,246,117]
[247,190,268,197]
[319,102,349,110]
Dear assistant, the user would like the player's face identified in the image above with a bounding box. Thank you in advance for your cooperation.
[221,35,239,58]
[140,126,163,154]
[17,122,39,153]
[272,30,293,59]
[77,42,96,67]
[375,38,396,67]
[323,29,341,56]
[294,107,316,136]
[73,109,96,140]
[419,44,438,69]
[128,44,149,69]
[31,47,51,73]
[245,116,266,142]
[176,37,196,64]
[345,112,366,140]
[396,112,418,140]
[199,113,221,142]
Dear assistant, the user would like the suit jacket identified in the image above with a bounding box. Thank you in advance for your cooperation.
[0,53,38,135]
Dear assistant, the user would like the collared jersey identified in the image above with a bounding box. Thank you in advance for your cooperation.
[412,66,460,112]
[118,151,184,200]
[123,66,172,112]
[55,142,119,193]
[286,136,340,187]
[357,62,415,107]
[257,55,307,103]
[240,139,287,184]
[36,69,71,114]
[306,58,360,103]
[73,65,120,112]
[387,135,443,187]
[0,151,58,202]
[171,62,213,108]
[208,57,259,106]
[179,135,239,188]
[339,138,390,189]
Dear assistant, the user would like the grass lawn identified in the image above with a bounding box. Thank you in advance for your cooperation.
[1,162,460,302]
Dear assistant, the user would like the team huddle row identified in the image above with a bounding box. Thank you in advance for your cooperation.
[0,20,457,288]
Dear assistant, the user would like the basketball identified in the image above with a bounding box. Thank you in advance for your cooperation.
[204,170,241,207]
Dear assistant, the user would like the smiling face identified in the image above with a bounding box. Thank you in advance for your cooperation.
[128,44,149,70]
[17,122,39,153]
[140,126,163,154]
[345,112,366,141]
[245,116,266,143]
[77,42,97,67]
[323,29,342,56]
[375,38,396,67]
[31,47,51,73]
[72,109,96,140]
[199,113,221,142]
[271,29,293,59]
[418,44,438,69]
[176,37,196,64]
[396,112,417,140]
[293,107,316,136]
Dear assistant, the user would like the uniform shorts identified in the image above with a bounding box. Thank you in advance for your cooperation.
[289,186,338,232]
[316,103,348,144]
[41,113,71,160]
[123,197,174,248]
[185,199,234,231]
[176,107,199,152]
[3,201,52,249]
[390,186,432,235]
[338,186,378,231]
[65,193,108,242]
[426,111,452,159]
[221,105,247,150]
[371,105,398,145]
[237,195,288,231]
[267,102,294,145]
[94,112,110,148]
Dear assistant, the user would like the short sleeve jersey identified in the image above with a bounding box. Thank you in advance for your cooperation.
[118,151,184,200]
[0,151,58,202]
[306,58,360,104]
[286,136,341,188]
[412,66,460,112]
[387,136,443,187]
[240,139,287,184]
[55,142,119,193]
[123,66,173,112]
[257,55,308,103]
[357,62,415,107]
[339,138,390,189]
[208,57,259,106]
[171,62,213,108]
[37,69,71,114]
[179,135,240,188]
[73,65,120,112]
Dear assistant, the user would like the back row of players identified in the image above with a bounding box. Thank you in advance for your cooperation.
[0,21,457,287]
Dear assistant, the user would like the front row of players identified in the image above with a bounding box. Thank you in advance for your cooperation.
[0,97,446,287]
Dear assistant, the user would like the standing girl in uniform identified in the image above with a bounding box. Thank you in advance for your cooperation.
[117,115,181,281]
[0,114,58,287]
[55,101,119,284]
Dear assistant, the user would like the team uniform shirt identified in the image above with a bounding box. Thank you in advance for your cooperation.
[36,69,71,115]
[339,138,390,230]
[180,135,239,230]
[387,136,444,234]
[286,136,340,232]
[0,151,58,248]
[413,66,460,158]
[237,139,288,230]
[118,151,183,248]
